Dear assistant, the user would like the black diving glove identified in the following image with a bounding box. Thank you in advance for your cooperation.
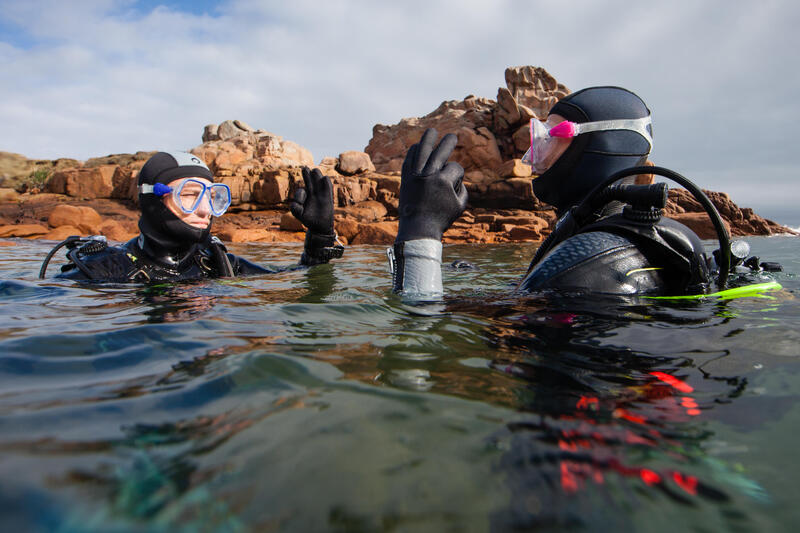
[395,128,468,243]
[291,167,335,235]
[291,167,342,264]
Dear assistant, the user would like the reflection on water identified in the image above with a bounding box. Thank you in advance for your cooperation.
[0,238,798,531]
[469,298,755,529]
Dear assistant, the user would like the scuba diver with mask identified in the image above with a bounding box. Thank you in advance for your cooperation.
[40,151,344,282]
[389,86,775,299]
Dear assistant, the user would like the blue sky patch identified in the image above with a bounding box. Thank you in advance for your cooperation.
[124,0,225,17]
[0,19,40,50]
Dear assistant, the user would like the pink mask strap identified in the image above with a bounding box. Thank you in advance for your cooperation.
[548,121,578,138]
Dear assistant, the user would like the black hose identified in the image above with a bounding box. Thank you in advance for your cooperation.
[577,166,731,288]
[38,236,80,279]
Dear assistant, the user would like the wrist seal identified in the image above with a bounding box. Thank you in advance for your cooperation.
[302,231,344,264]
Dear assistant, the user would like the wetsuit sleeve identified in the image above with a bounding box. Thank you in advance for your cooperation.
[227,253,281,275]
[388,239,443,300]
[223,245,342,277]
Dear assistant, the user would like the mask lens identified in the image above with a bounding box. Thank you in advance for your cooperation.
[209,184,232,216]
[522,119,553,171]
[521,147,533,165]
[176,179,206,213]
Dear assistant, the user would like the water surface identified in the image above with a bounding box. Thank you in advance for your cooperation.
[1,237,798,532]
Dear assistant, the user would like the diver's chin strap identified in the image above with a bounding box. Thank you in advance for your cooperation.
[387,239,443,300]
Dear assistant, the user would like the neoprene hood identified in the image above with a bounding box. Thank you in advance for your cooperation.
[533,86,653,212]
[137,151,215,250]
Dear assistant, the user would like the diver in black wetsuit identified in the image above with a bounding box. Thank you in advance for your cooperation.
[42,151,343,282]
[517,86,715,295]
[388,87,738,298]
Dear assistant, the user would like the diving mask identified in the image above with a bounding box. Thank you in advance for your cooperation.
[522,116,653,173]
[139,178,232,217]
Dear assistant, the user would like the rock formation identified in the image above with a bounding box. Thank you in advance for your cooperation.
[665,189,791,239]
[365,65,569,208]
[0,66,795,246]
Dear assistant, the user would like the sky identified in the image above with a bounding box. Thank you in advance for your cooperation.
[1,0,798,221]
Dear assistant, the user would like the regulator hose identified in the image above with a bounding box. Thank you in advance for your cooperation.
[39,236,80,279]
[39,236,108,280]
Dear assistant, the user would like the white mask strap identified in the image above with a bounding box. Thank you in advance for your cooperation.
[574,116,653,149]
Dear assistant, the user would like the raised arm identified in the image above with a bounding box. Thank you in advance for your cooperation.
[291,167,344,266]
[389,128,468,299]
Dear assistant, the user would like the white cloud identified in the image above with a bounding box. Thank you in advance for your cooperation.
[1,0,798,208]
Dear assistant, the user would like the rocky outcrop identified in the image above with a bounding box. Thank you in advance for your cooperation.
[195,120,314,177]
[0,195,140,241]
[48,205,103,233]
[83,151,155,169]
[504,66,570,119]
[188,123,316,211]
[365,65,569,205]
[665,189,796,238]
[0,66,796,245]
[367,96,500,179]
[0,188,20,202]
[0,151,82,192]
[337,151,375,175]
[0,223,49,238]
[44,166,116,199]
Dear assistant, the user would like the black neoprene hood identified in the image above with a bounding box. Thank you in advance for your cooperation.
[137,151,213,187]
[533,86,653,212]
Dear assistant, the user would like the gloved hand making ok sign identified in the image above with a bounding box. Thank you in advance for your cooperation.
[291,167,335,236]
[396,128,468,243]
[291,167,343,265]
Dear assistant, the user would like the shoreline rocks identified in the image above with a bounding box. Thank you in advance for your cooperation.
[1,66,796,245]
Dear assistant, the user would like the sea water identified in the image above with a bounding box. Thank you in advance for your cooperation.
[1,236,798,532]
